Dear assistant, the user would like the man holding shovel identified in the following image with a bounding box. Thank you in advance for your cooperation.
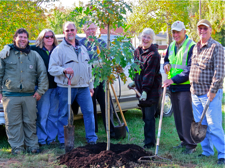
[189,19,225,165]
[163,21,197,154]
[48,21,98,149]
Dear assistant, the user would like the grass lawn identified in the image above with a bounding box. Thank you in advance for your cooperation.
[0,93,224,167]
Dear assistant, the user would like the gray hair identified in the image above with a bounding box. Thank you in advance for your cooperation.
[141,28,155,41]
[35,29,58,48]
[83,21,97,29]
[63,21,76,31]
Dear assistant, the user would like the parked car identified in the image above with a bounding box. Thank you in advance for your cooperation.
[0,34,173,125]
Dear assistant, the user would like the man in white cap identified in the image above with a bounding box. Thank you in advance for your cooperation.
[163,21,197,154]
[189,19,225,165]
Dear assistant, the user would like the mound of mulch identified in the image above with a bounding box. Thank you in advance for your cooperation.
[58,142,153,168]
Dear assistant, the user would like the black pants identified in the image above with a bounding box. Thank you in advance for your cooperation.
[141,103,158,146]
[171,91,197,149]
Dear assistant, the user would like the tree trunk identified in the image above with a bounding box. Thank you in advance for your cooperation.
[106,23,110,151]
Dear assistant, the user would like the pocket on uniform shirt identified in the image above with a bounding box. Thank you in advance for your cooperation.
[5,61,17,71]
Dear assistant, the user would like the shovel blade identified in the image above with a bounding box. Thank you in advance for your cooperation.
[64,125,75,153]
[190,122,207,143]
[114,123,126,139]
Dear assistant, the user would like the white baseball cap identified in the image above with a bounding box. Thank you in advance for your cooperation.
[171,21,185,31]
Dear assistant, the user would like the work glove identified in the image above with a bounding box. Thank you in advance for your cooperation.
[127,81,135,89]
[0,45,11,59]
[139,91,147,101]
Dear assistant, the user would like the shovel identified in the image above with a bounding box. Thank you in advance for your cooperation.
[110,84,130,140]
[190,99,210,144]
[109,92,126,139]
[64,74,75,153]
[138,86,172,163]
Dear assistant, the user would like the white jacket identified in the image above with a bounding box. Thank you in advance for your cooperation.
[48,39,93,89]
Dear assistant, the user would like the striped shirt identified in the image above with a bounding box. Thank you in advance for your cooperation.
[189,37,224,95]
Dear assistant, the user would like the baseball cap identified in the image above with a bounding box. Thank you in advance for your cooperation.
[171,21,185,31]
[197,19,211,28]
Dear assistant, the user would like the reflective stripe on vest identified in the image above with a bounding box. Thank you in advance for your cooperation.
[168,38,195,85]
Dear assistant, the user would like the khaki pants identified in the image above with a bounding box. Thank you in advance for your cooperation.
[2,96,39,151]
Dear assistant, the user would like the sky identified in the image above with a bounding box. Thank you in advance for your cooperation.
[42,0,137,9]
[52,0,88,8]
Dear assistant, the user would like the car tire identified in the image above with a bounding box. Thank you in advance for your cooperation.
[156,89,173,117]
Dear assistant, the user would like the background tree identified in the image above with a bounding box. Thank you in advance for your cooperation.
[128,0,225,46]
[0,0,48,48]
[188,0,225,45]
[46,4,84,34]
[127,0,190,45]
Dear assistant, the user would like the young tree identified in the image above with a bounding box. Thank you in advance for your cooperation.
[74,0,140,150]
[0,0,47,48]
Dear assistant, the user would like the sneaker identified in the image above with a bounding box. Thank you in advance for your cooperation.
[39,143,47,147]
[198,154,208,158]
[12,148,25,155]
[173,143,185,149]
[48,141,59,147]
[143,144,155,149]
[88,141,96,145]
[60,143,65,149]
[217,158,225,165]
[182,148,196,154]
[27,148,41,154]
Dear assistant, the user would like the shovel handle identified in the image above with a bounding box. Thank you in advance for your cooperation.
[155,86,167,155]
[131,87,141,97]
[65,74,74,125]
[198,99,210,127]
[110,84,128,127]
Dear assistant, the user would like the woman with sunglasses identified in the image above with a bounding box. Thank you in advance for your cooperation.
[0,29,59,147]
[32,29,59,147]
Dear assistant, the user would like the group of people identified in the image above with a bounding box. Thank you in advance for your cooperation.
[0,21,113,155]
[0,18,224,165]
[129,19,224,165]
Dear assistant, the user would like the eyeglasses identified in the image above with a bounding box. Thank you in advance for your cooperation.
[198,27,208,31]
[65,29,75,32]
[44,35,54,39]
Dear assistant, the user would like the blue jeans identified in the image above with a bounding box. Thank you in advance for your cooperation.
[36,88,59,144]
[192,89,225,159]
[57,86,97,143]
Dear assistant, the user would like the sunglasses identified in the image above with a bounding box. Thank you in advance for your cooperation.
[44,35,54,39]
[65,29,75,32]
[198,27,208,31]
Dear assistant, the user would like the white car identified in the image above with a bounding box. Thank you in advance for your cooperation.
[0,35,173,125]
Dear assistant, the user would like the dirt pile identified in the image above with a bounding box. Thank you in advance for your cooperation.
[58,142,153,168]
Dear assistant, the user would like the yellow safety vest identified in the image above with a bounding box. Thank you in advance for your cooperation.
[168,38,195,85]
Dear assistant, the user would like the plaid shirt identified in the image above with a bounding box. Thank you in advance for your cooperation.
[189,37,224,95]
